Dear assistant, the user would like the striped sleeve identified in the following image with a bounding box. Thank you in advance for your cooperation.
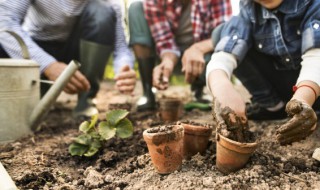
[0,0,56,73]
[111,1,135,74]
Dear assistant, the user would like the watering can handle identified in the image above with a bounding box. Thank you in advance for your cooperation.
[0,30,30,59]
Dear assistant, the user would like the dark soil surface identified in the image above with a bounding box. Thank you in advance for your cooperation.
[1,81,320,190]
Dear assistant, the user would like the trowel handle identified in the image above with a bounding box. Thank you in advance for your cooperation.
[29,60,81,130]
[0,30,30,59]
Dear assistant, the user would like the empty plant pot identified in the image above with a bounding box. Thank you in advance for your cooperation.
[180,121,213,159]
[216,133,258,174]
[143,124,184,174]
[159,98,183,122]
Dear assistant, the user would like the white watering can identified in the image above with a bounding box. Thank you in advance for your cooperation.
[0,31,80,143]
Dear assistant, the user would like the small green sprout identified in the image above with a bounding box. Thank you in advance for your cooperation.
[69,110,133,157]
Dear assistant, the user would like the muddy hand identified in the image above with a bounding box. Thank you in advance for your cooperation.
[276,99,317,145]
[213,98,248,142]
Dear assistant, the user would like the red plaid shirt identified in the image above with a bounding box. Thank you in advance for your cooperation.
[143,0,232,56]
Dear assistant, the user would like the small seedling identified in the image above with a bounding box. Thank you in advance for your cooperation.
[69,110,133,157]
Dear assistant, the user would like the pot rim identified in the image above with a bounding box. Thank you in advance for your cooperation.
[180,122,213,136]
[0,59,39,66]
[143,125,184,146]
[216,133,258,154]
[143,124,184,138]
[159,98,182,104]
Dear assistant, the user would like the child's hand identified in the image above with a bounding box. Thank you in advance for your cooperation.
[213,98,248,142]
[276,99,317,145]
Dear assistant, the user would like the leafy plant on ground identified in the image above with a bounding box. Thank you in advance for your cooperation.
[69,109,133,157]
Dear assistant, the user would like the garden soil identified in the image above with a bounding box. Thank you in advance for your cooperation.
[1,80,320,190]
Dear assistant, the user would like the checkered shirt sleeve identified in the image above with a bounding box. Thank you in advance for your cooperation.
[143,0,232,57]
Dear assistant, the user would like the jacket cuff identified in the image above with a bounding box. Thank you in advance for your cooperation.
[206,51,237,85]
[297,48,320,86]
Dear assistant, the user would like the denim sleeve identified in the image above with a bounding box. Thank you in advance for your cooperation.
[215,13,252,62]
[301,1,320,54]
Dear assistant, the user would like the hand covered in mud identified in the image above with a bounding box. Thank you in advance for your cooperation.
[276,99,317,145]
[213,98,248,142]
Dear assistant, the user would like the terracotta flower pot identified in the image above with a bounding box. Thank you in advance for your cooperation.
[216,133,258,174]
[143,125,184,174]
[159,98,183,122]
[180,121,213,159]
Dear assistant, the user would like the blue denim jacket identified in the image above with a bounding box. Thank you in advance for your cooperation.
[215,0,320,70]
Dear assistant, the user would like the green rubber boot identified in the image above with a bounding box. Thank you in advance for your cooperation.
[136,57,156,111]
[73,40,113,118]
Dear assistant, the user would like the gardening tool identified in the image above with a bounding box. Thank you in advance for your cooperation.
[0,30,80,143]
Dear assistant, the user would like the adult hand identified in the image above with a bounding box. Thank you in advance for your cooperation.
[276,99,317,145]
[182,45,205,84]
[152,61,175,90]
[44,61,90,94]
[114,65,136,94]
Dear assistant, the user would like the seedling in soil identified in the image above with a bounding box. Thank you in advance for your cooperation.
[69,109,134,157]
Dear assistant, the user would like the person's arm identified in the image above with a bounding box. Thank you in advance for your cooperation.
[206,51,246,119]
[143,0,180,57]
[0,0,56,72]
[111,1,135,74]
[293,48,320,105]
[276,49,320,145]
[0,1,90,94]
[143,0,180,90]
[111,1,136,94]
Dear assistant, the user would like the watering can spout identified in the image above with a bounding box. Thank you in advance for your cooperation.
[29,60,80,130]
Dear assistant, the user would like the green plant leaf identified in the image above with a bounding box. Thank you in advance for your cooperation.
[98,121,116,140]
[68,143,88,156]
[89,114,99,128]
[84,147,99,157]
[84,140,101,157]
[74,134,92,145]
[106,110,129,126]
[79,121,91,133]
[116,118,133,138]
[89,131,100,139]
